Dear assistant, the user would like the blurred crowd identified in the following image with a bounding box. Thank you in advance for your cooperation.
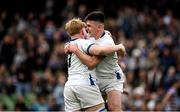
[0,0,179,111]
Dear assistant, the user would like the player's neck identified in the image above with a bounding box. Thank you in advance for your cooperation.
[96,30,105,39]
[71,34,82,39]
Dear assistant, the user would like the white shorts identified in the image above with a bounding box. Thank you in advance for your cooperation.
[98,78,124,95]
[64,85,104,111]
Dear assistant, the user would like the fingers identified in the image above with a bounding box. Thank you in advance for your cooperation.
[68,44,78,53]
[118,44,126,57]
[64,43,70,53]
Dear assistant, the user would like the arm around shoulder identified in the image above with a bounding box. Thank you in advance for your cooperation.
[74,49,102,69]
[89,43,126,56]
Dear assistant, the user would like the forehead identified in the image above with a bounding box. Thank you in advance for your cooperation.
[86,20,98,26]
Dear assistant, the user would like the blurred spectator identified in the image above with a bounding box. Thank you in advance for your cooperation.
[147,65,162,92]
[162,80,180,110]
[53,71,67,110]
[0,0,179,111]
[31,95,49,111]
[0,35,15,69]
[15,96,28,111]
[163,66,178,91]
[13,38,27,68]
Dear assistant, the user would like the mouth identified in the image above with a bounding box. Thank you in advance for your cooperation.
[85,29,89,33]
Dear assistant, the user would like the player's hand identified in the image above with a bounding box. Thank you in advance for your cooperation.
[118,43,126,57]
[68,44,79,53]
[64,43,70,54]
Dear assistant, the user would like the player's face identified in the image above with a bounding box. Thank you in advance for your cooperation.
[86,20,99,38]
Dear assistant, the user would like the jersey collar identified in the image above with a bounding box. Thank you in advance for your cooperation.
[100,31,105,38]
[70,38,78,41]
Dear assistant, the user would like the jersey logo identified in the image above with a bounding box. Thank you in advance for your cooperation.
[115,71,121,80]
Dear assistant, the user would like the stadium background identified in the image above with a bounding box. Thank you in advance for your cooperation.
[0,0,179,111]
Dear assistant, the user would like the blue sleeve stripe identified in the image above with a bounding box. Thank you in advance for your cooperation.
[99,108,106,112]
[87,43,94,55]
[89,74,95,86]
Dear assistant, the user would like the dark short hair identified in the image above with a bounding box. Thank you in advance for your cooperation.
[84,11,105,23]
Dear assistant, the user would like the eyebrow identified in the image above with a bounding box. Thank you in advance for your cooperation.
[87,24,91,27]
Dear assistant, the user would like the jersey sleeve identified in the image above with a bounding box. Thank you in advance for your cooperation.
[96,32,115,45]
[77,39,95,54]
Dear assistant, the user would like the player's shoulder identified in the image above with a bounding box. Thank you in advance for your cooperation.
[76,38,94,48]
[76,38,94,44]
[105,30,112,37]
[74,38,86,43]
[87,37,96,41]
[102,31,113,40]
[69,39,88,47]
[99,31,114,43]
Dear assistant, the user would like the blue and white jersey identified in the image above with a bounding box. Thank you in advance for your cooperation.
[66,38,97,86]
[90,31,125,82]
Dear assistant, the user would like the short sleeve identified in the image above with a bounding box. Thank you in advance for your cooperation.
[96,33,115,45]
[77,39,95,53]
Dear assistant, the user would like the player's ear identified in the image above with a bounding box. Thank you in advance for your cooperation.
[81,28,86,35]
[80,28,83,35]
[80,28,85,38]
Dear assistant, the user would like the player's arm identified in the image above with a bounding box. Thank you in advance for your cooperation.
[65,43,126,56]
[88,43,126,56]
[66,44,102,69]
[75,51,103,69]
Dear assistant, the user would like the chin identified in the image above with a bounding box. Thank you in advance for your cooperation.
[89,34,93,37]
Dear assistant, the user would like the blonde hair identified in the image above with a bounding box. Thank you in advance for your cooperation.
[65,18,86,36]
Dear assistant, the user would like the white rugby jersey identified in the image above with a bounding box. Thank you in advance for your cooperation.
[66,38,97,86]
[89,31,125,81]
